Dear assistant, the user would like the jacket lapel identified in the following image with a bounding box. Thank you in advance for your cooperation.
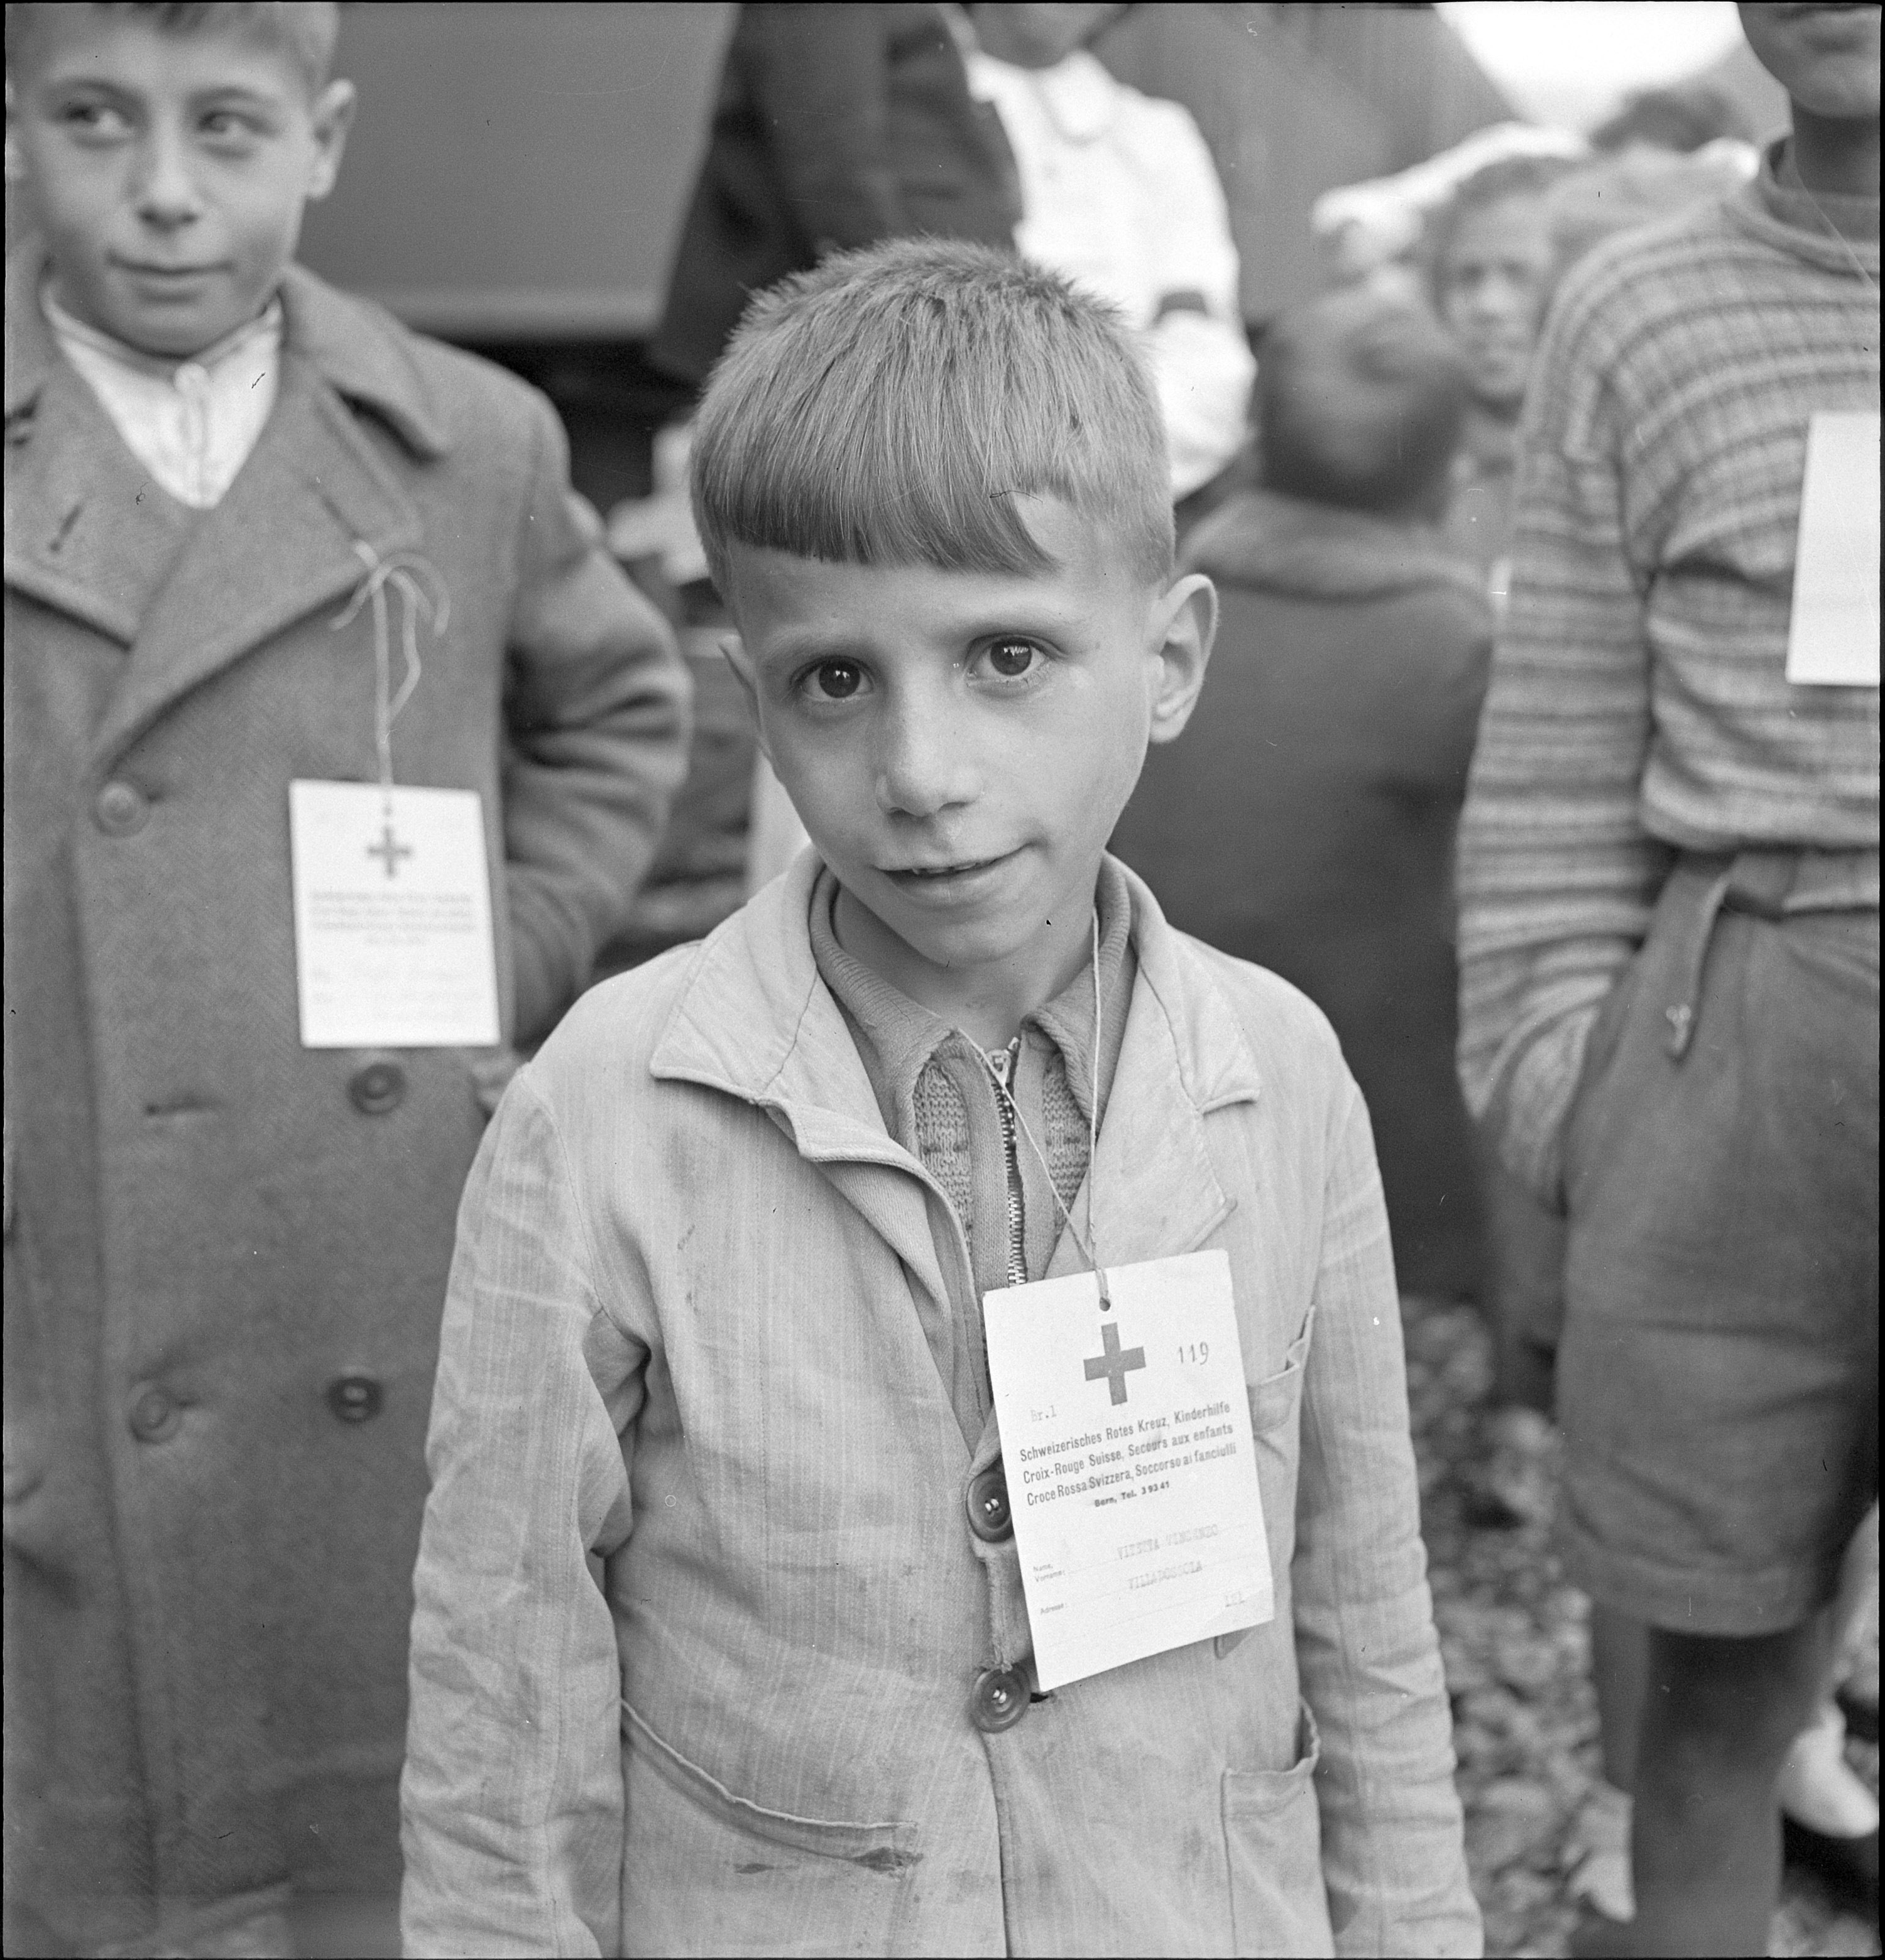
[650,859,964,1389]
[651,859,1268,1448]
[1047,869,1263,1280]
[4,256,199,645]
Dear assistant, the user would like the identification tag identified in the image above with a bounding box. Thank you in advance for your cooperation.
[289,780,501,1049]
[1786,411,1881,687]
[983,1248,1274,1692]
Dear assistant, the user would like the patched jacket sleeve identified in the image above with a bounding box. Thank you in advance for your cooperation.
[402,1074,645,1957]
[1294,1082,1480,1958]
[502,393,691,1045]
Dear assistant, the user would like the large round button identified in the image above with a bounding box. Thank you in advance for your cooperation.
[970,1665,1029,1734]
[95,780,150,836]
[327,1373,383,1424]
[128,1386,180,1442]
[966,1465,1012,1542]
[348,1062,407,1116]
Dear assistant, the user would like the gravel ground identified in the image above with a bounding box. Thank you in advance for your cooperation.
[1403,1296,1881,1960]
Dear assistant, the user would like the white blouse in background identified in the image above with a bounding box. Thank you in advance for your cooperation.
[966,46,1255,498]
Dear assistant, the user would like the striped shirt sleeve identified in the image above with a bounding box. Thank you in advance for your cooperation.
[1455,261,1668,1203]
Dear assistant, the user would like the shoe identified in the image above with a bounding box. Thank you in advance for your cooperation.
[1778,1700,1879,1839]
[1565,1780,1636,1925]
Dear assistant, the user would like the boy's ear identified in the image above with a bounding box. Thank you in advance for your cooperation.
[304,80,357,202]
[719,634,770,760]
[1146,572,1216,746]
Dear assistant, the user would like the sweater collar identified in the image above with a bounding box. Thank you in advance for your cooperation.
[1727,137,1880,275]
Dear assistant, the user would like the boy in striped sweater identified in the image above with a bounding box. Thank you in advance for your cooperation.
[1456,4,1878,1952]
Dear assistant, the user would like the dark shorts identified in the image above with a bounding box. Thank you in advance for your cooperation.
[1557,850,1879,1636]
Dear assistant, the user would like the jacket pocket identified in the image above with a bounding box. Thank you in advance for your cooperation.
[1222,1700,1333,1958]
[623,1700,918,1867]
[1218,1305,1316,1659]
[1563,953,1645,1211]
[1247,1302,1316,1437]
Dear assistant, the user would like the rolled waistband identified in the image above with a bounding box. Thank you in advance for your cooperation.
[1675,845,1880,920]
[1660,847,1878,1061]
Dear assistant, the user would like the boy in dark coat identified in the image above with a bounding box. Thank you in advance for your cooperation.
[2,6,691,1955]
[1112,284,1492,1302]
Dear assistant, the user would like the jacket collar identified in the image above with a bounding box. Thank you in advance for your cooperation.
[651,850,1264,1253]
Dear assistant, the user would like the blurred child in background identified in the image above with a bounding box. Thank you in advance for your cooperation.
[1112,283,1491,1307]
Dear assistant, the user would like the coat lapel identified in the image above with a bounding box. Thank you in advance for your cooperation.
[4,261,199,646]
[1,246,452,773]
[87,349,425,771]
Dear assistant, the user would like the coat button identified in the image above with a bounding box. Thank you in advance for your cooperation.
[327,1373,383,1424]
[970,1665,1029,1733]
[128,1386,180,1442]
[95,780,150,836]
[348,1062,406,1116]
[966,1464,1012,1541]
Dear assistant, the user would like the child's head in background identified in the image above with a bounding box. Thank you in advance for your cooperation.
[4,1,352,358]
[692,239,1215,1037]
[1257,285,1470,523]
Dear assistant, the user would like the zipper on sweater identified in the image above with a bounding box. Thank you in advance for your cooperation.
[986,1040,1029,1287]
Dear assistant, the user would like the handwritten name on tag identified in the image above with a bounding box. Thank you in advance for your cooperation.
[985,1249,1274,1692]
[290,780,500,1049]
[1786,411,1881,688]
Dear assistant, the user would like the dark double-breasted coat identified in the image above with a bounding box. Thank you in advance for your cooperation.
[2,251,690,1954]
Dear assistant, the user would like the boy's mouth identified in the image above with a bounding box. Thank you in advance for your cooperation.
[883,849,1017,895]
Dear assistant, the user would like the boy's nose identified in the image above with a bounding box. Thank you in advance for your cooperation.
[130,131,207,229]
[873,697,980,820]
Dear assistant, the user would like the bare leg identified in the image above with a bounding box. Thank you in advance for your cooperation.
[1627,1618,1833,1956]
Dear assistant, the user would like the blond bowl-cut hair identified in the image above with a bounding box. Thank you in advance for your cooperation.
[691,238,1175,599]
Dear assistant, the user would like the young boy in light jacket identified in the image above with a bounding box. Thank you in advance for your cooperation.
[402,239,1478,1959]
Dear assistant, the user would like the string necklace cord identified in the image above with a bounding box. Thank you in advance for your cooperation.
[978,910,1110,1303]
[1794,178,1879,298]
[332,542,451,794]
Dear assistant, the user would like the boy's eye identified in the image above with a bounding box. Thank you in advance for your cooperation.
[60,101,133,139]
[979,638,1042,681]
[812,660,864,700]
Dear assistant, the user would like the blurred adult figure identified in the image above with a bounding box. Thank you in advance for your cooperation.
[1111,286,1490,1302]
[961,2,1255,502]
[650,3,1020,390]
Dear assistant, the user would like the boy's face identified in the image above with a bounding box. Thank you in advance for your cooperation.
[1737,4,1881,121]
[1439,194,1555,415]
[723,500,1213,1011]
[5,11,354,358]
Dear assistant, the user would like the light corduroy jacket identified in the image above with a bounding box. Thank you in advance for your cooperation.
[400,854,1478,1959]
